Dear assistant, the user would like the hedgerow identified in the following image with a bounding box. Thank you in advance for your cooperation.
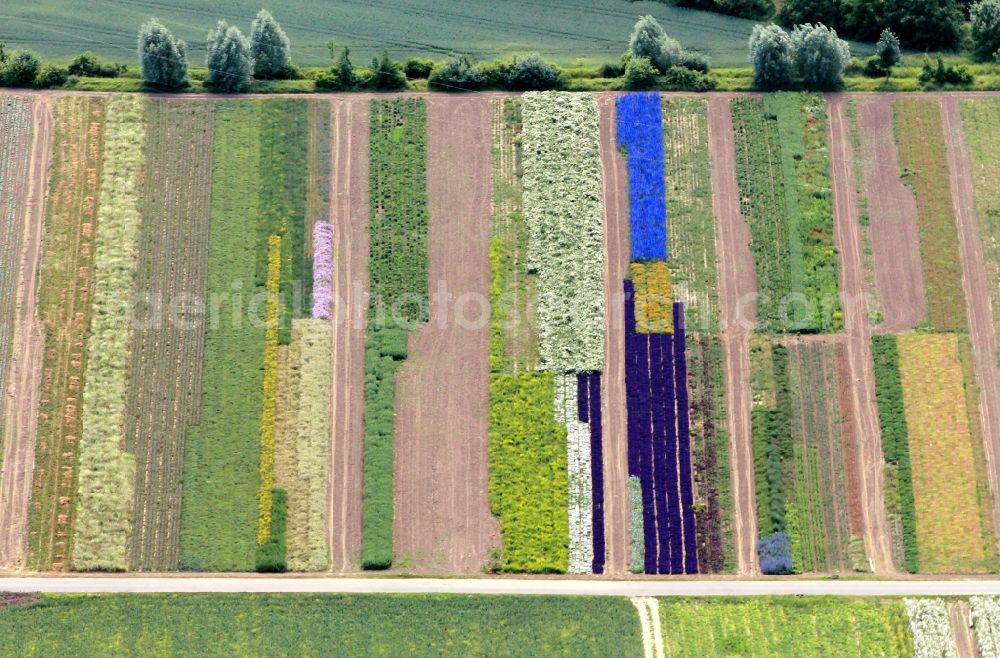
[73,94,147,571]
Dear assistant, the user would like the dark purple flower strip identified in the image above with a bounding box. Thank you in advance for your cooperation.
[589,372,606,574]
[577,372,589,423]
[674,302,699,574]
[663,332,684,574]
[652,333,674,575]
[624,280,640,478]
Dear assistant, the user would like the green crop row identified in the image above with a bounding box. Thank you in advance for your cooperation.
[73,94,147,572]
[489,371,569,573]
[255,488,287,572]
[180,101,264,572]
[751,340,792,538]
[871,335,919,573]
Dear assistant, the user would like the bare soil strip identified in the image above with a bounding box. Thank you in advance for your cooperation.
[940,95,1000,552]
[950,600,977,658]
[856,96,927,332]
[392,96,499,573]
[327,98,370,572]
[826,95,895,574]
[0,98,51,568]
[598,94,630,576]
[707,95,759,575]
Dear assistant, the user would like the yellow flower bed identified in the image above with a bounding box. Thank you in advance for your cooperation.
[631,261,673,334]
[258,235,282,544]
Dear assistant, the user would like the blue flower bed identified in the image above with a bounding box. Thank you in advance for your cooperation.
[616,93,667,260]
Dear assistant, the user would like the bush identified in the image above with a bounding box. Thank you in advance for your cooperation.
[679,50,710,73]
[364,50,407,91]
[790,23,850,90]
[428,55,485,91]
[749,24,794,90]
[315,46,357,91]
[479,59,513,88]
[250,9,293,79]
[758,532,793,574]
[863,57,887,78]
[971,0,1000,61]
[138,18,188,90]
[404,56,435,79]
[661,65,717,91]
[624,55,658,90]
[506,53,564,90]
[205,22,253,93]
[628,15,683,72]
[0,50,40,87]
[918,55,974,88]
[34,65,69,89]
[68,51,125,78]
[598,61,625,78]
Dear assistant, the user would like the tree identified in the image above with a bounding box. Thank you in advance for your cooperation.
[971,0,1000,62]
[250,9,292,79]
[506,54,563,90]
[318,46,358,90]
[427,55,485,91]
[749,24,794,90]
[885,0,962,50]
[366,50,407,91]
[777,0,845,30]
[206,22,253,93]
[0,50,40,87]
[790,23,850,90]
[874,28,900,78]
[628,15,683,72]
[138,19,188,90]
[624,55,658,90]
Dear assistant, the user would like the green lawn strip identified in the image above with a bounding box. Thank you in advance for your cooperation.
[180,101,264,572]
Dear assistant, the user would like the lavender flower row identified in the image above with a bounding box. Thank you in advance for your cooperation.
[311,221,333,320]
[579,372,606,574]
[674,302,699,574]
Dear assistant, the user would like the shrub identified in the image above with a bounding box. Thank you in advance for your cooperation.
[365,50,407,91]
[749,24,794,90]
[68,51,125,77]
[34,65,69,89]
[479,59,513,88]
[624,55,658,90]
[661,65,716,91]
[205,22,253,93]
[628,15,683,72]
[918,55,974,88]
[598,61,625,78]
[506,54,564,90]
[1,50,40,87]
[138,19,188,90]
[250,9,292,79]
[972,0,1000,61]
[758,531,793,574]
[427,55,485,91]
[790,23,851,90]
[404,56,435,79]
[679,50,710,73]
[315,46,357,91]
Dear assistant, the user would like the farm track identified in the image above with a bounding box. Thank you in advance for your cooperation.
[598,94,630,576]
[392,97,499,573]
[855,96,926,332]
[124,100,213,571]
[328,98,370,572]
[0,97,51,568]
[826,95,895,575]
[707,95,758,576]
[950,600,977,658]
[940,95,1000,557]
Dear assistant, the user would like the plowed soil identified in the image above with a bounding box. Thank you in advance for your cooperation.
[327,98,370,573]
[391,96,500,573]
[598,94,630,576]
[0,97,52,569]
[707,95,759,575]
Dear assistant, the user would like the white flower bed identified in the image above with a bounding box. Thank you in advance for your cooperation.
[971,597,1000,658]
[522,92,605,373]
[555,373,593,574]
[905,598,957,658]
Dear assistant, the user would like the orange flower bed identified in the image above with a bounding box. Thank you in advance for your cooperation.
[630,261,673,334]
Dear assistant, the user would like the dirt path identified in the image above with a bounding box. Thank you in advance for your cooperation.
[707,95,759,575]
[826,95,895,575]
[391,96,499,573]
[855,96,927,332]
[950,601,978,658]
[0,98,52,568]
[940,95,1000,554]
[327,98,370,573]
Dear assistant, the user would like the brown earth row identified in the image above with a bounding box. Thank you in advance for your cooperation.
[391,96,499,573]
[327,98,370,572]
[0,97,52,568]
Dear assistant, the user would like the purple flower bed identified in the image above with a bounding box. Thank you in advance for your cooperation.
[674,302,699,574]
[577,372,590,423]
[311,221,333,320]
[586,372,606,574]
[616,93,667,261]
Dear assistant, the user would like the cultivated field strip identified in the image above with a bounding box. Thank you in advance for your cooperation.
[125,99,213,571]
[27,96,106,571]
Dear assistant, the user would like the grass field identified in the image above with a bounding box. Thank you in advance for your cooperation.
[0,0,760,67]
[26,96,105,572]
[0,593,643,657]
[897,333,993,573]
[658,597,912,657]
[894,99,966,333]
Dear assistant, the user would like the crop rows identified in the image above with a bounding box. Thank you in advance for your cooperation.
[0,95,33,447]
[555,373,593,573]
[257,236,282,554]
[750,338,862,573]
[305,99,331,254]
[731,94,842,334]
[124,99,213,572]
[27,97,106,572]
[180,101,264,572]
[905,598,956,658]
[961,99,1000,348]
[894,100,967,333]
[311,222,332,320]
[661,97,718,334]
[971,597,1000,657]
[616,92,667,261]
[625,285,698,575]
